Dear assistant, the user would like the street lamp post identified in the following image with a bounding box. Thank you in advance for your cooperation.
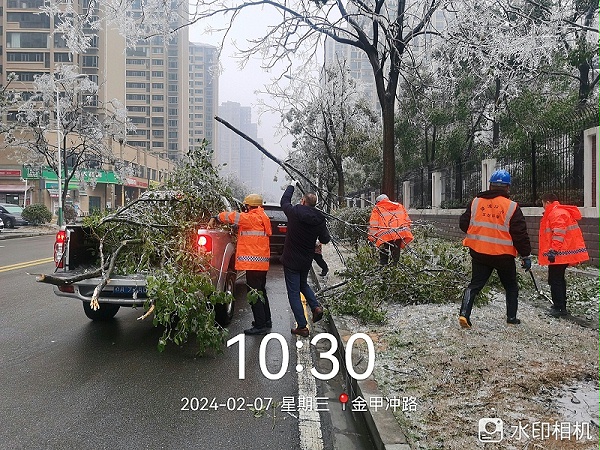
[56,73,86,226]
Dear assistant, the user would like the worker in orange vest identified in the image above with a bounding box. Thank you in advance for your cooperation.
[368,194,414,265]
[208,193,272,335]
[539,193,589,317]
[459,170,532,328]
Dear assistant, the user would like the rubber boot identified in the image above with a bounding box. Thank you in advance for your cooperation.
[459,289,474,328]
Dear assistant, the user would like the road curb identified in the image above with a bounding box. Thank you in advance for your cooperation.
[0,230,56,240]
[312,269,412,450]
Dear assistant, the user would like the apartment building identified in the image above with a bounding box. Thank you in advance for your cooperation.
[0,0,187,212]
[188,42,219,153]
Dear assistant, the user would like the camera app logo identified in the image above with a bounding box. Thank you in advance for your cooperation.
[478,418,504,442]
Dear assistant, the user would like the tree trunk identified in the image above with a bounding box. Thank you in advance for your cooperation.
[381,93,396,200]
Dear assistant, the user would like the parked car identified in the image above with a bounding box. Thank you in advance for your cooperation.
[0,203,29,227]
[262,203,287,255]
[0,209,18,228]
[0,217,4,232]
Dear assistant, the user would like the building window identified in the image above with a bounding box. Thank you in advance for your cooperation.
[151,71,163,77]
[6,12,50,29]
[6,52,44,62]
[54,52,71,62]
[126,59,147,65]
[151,95,164,101]
[126,70,147,77]
[13,71,44,81]
[126,82,147,89]
[82,55,98,67]
[151,83,164,89]
[126,94,147,101]
[152,59,164,66]
[6,32,49,49]
[152,106,164,113]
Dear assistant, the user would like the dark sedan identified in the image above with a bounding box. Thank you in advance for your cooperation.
[262,203,287,256]
[0,203,29,228]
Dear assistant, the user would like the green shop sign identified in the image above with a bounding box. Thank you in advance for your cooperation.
[23,167,119,184]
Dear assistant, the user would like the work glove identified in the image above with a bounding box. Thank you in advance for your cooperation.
[207,217,216,229]
[547,249,557,263]
[290,180,299,188]
[520,256,532,271]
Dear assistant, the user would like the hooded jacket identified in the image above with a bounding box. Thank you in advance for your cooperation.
[368,198,413,248]
[280,185,331,271]
[538,201,588,266]
[460,189,531,258]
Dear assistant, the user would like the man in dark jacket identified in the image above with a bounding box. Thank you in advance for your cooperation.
[280,182,331,337]
[459,169,532,329]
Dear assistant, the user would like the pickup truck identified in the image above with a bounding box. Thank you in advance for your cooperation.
[50,224,238,325]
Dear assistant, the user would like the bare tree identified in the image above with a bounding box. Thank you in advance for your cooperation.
[284,62,381,207]
[6,66,130,213]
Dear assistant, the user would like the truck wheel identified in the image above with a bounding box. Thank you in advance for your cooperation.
[82,302,120,321]
[215,272,236,327]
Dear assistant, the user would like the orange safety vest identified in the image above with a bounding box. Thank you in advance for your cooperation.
[463,196,518,256]
[217,207,272,271]
[538,201,588,266]
[368,199,414,248]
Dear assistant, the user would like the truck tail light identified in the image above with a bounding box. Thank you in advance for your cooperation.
[197,231,212,253]
[54,230,67,268]
[58,285,75,293]
[278,225,287,233]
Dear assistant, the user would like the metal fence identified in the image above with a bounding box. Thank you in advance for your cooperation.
[404,107,598,208]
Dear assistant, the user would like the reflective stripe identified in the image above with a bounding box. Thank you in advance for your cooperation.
[566,224,581,231]
[504,201,517,228]
[239,230,267,236]
[465,233,514,247]
[237,255,270,262]
[469,220,509,232]
[552,236,564,242]
[233,212,241,225]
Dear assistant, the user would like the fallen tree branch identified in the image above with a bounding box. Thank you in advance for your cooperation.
[137,303,155,320]
[90,238,143,310]
[34,267,104,285]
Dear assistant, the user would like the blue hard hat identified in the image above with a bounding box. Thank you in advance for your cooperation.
[489,169,511,185]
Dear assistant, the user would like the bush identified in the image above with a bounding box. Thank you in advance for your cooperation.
[329,206,371,246]
[22,204,52,225]
[324,226,493,323]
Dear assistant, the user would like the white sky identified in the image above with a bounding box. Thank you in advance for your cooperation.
[188,7,295,160]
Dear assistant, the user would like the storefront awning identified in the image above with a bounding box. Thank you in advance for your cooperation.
[0,184,32,193]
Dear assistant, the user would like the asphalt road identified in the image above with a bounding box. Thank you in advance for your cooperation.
[0,234,310,450]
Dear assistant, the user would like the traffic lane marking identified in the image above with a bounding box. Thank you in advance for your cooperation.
[0,257,54,273]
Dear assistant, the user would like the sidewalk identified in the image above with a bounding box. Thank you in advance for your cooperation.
[0,224,58,240]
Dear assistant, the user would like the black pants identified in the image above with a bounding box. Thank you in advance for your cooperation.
[245,270,271,328]
[548,264,568,310]
[379,240,402,265]
[460,253,519,319]
[313,253,328,272]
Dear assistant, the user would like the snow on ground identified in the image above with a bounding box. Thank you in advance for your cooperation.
[317,242,599,450]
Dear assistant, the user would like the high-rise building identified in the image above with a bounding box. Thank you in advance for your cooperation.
[217,101,264,193]
[126,3,189,161]
[0,0,189,161]
[188,43,219,152]
[0,1,185,211]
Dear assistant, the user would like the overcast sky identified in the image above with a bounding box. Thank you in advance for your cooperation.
[188,7,295,160]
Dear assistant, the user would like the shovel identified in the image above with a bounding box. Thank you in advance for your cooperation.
[528,269,553,305]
